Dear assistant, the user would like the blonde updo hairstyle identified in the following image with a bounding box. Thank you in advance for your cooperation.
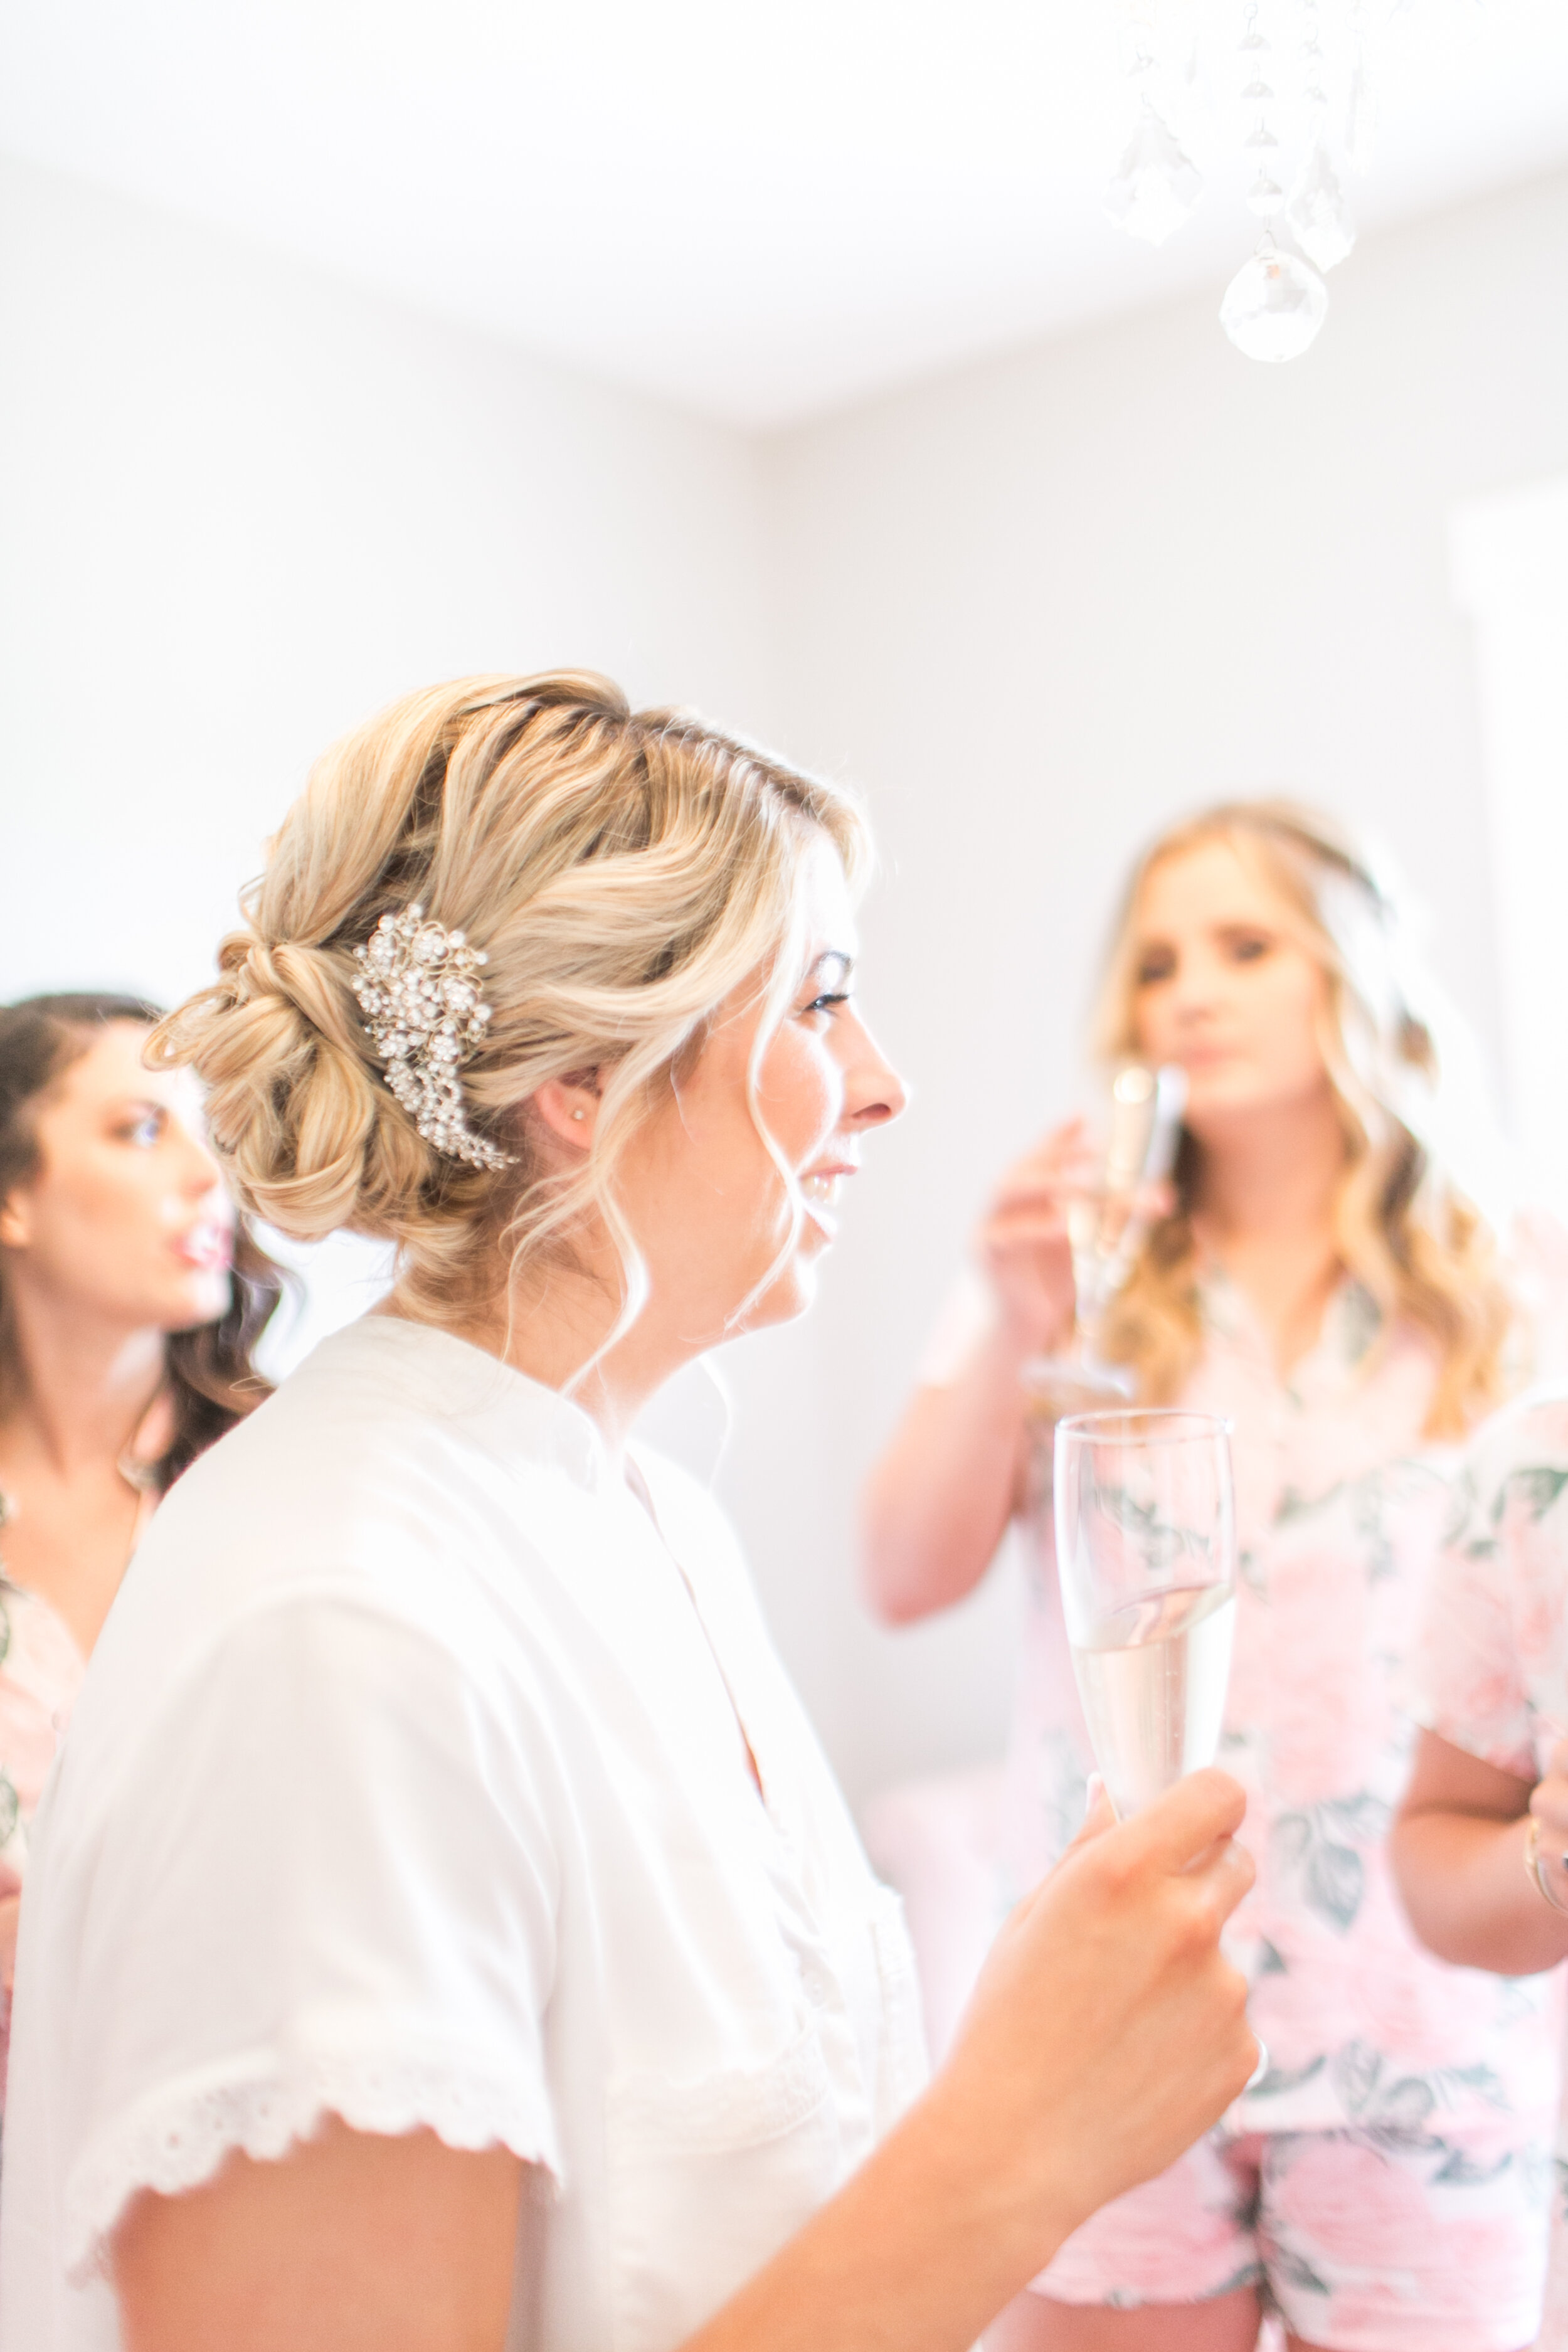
[1093,799,1513,1440]
[154,672,867,1336]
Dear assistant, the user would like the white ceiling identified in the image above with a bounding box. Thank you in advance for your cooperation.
[3,0,1567,429]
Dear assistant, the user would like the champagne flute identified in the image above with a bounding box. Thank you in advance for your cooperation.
[1024,1061,1187,1419]
[1054,1409,1237,1820]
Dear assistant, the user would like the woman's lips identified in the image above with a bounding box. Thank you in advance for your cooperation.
[1176,1047,1241,1072]
[176,1225,235,1272]
[801,1162,856,1235]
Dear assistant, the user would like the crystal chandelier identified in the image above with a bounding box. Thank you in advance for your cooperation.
[1106,0,1386,361]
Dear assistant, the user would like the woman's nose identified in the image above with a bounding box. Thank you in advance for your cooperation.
[845,1015,909,1130]
[1166,965,1220,1023]
[176,1122,226,1198]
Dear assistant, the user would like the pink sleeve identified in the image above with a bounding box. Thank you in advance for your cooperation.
[1410,1454,1538,1780]
[1412,1398,1568,1781]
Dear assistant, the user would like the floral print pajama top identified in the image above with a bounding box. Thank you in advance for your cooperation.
[1005,1270,1565,2171]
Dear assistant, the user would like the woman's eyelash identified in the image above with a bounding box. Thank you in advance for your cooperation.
[804,991,851,1015]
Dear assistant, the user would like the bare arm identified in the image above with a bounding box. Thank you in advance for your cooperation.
[860,1327,1041,1624]
[1390,1729,1568,1976]
[114,2121,527,2352]
[114,1772,1257,2352]
[860,1125,1089,1624]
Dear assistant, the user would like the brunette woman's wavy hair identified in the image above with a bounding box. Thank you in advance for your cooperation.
[0,994,283,1490]
[1093,802,1514,1441]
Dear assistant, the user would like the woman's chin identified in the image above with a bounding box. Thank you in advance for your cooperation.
[726,1257,820,1337]
[165,1269,235,1332]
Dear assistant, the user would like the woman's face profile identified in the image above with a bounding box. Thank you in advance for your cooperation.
[1130,837,1332,1134]
[613,834,908,1345]
[0,1021,235,1335]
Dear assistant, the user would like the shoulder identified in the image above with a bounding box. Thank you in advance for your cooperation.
[140,1316,576,1612]
[69,1322,607,1792]
[1445,1388,1568,1577]
[1461,1384,1568,1492]
[1498,1207,1568,1381]
[1432,1386,1568,1618]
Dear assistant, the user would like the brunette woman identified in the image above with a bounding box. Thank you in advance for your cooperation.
[0,994,280,2091]
[862,804,1562,2352]
[0,679,1255,2352]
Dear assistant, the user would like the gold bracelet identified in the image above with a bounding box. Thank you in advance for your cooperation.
[1524,1816,1568,1915]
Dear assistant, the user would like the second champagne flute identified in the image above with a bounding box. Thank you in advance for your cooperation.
[1054,1408,1237,1820]
[1024,1059,1188,1419]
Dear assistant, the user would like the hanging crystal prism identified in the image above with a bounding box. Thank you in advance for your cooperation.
[1300,0,1328,119]
[1243,110,1282,216]
[1236,0,1282,222]
[1219,235,1328,363]
[1288,134,1357,270]
[1345,58,1377,172]
[1104,103,1204,246]
[1345,0,1378,176]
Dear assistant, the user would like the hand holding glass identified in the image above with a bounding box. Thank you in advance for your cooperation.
[1054,1410,1237,1819]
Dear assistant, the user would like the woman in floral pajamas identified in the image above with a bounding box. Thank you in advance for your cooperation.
[863,802,1565,2351]
[1394,1392,1568,2351]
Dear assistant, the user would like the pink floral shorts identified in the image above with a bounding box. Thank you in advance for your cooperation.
[1032,2126,1554,2351]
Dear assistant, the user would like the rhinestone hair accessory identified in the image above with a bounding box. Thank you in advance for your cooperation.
[350,905,515,1172]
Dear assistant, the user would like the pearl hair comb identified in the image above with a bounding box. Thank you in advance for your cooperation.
[350,906,515,1172]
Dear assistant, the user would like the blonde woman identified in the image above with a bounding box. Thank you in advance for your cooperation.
[0,677,1257,2352]
[862,804,1562,2352]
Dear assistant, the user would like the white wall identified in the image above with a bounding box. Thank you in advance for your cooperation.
[758,167,1568,1806]
[0,154,779,1010]
[1451,472,1568,1208]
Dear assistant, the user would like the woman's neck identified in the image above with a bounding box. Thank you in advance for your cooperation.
[0,1289,167,1480]
[395,1269,684,1471]
[1187,1088,1348,1375]
[1188,1085,1345,1249]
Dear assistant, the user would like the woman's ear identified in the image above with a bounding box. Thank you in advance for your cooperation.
[0,1189,32,1251]
[532,1076,601,1148]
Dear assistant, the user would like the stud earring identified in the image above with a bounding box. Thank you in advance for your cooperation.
[571,1108,586,1122]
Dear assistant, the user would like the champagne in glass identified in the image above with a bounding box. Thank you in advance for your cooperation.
[1054,1409,1236,1819]
[1024,1061,1187,1421]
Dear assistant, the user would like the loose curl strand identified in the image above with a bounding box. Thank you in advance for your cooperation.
[153,672,869,1343]
[1092,802,1514,1441]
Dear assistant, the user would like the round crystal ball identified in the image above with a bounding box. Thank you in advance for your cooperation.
[1219,242,1327,363]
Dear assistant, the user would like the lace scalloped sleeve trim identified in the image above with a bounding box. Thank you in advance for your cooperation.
[62,2041,562,2284]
